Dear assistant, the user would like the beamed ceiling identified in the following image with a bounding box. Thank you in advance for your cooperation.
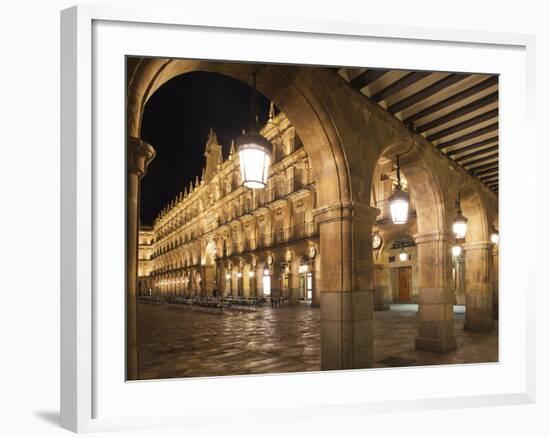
[337,68,499,193]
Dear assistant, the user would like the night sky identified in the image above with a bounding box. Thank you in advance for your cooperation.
[139,71,272,225]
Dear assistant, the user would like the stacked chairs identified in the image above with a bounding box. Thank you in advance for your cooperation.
[139,294,283,311]
[269,297,285,307]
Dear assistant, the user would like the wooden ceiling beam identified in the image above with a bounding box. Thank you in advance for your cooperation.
[427,109,498,142]
[371,71,432,103]
[469,160,500,173]
[403,76,498,125]
[349,69,390,90]
[437,122,498,150]
[475,166,499,177]
[477,170,499,179]
[454,145,499,163]
[388,73,469,114]
[446,136,498,157]
[416,91,498,133]
[462,152,499,168]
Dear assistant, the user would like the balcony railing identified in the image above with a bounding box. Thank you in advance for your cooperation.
[147,175,314,261]
[256,221,317,249]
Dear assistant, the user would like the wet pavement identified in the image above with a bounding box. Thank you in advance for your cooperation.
[137,302,498,380]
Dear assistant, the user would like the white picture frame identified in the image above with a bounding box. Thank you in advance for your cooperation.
[60,5,536,433]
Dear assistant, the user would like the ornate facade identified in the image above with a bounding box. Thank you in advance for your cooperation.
[138,109,321,305]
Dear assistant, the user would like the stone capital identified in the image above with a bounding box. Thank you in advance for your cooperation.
[463,241,492,251]
[128,136,156,177]
[314,201,379,225]
[413,230,454,245]
[314,201,352,224]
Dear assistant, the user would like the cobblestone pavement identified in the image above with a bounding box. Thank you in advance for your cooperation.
[137,302,498,380]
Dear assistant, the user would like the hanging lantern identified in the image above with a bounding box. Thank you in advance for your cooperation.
[298,256,309,273]
[248,271,255,278]
[452,193,468,239]
[452,245,462,257]
[263,263,270,276]
[490,226,499,245]
[399,248,408,262]
[389,154,410,224]
[225,273,231,280]
[235,72,272,189]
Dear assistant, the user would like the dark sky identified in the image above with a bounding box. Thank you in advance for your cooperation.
[139,71,272,225]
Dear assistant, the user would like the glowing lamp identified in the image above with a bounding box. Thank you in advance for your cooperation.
[235,72,272,190]
[452,245,462,257]
[237,272,242,278]
[389,189,410,225]
[225,273,231,280]
[297,255,309,273]
[490,227,499,245]
[389,154,409,224]
[453,194,468,239]
[248,271,255,278]
[236,134,271,189]
[399,250,408,262]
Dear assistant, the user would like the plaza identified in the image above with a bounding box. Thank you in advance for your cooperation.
[137,302,498,379]
[128,58,499,379]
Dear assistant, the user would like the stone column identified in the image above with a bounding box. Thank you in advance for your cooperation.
[311,254,321,307]
[464,241,494,332]
[414,231,457,352]
[203,265,215,296]
[492,245,499,319]
[236,272,243,296]
[373,264,390,311]
[316,202,377,370]
[289,270,300,305]
[249,271,256,297]
[456,253,466,305]
[127,137,155,380]
[255,267,263,297]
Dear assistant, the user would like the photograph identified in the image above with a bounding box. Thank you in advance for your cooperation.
[127,57,500,380]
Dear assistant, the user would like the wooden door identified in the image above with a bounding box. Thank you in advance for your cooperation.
[398,267,412,301]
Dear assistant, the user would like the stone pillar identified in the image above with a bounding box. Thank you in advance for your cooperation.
[414,231,457,352]
[311,254,321,307]
[316,202,376,370]
[203,265,215,296]
[255,268,263,297]
[454,253,466,305]
[464,241,494,332]
[127,137,155,380]
[289,271,300,305]
[236,273,243,296]
[492,245,499,319]
[373,264,390,311]
[249,271,256,297]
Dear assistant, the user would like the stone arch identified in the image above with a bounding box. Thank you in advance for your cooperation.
[373,138,448,234]
[459,184,495,332]
[460,185,490,244]
[370,137,457,353]
[126,58,404,373]
[127,59,351,209]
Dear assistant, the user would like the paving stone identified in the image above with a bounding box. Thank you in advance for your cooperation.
[137,303,497,379]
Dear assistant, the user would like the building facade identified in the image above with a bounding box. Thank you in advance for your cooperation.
[138,109,321,305]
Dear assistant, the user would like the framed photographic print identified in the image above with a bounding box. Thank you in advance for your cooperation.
[61,4,536,433]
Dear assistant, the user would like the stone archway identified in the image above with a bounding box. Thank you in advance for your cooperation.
[127,55,498,374]
[460,186,495,332]
[372,138,457,353]
[127,60,365,377]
